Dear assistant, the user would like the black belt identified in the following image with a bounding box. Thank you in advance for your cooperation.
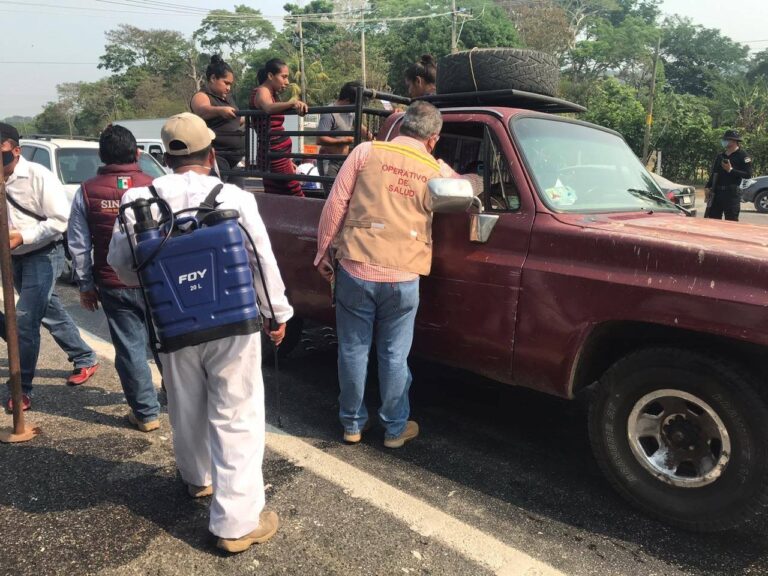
[12,239,64,259]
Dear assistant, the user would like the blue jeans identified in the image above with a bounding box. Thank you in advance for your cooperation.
[99,286,160,422]
[335,266,420,439]
[0,243,96,395]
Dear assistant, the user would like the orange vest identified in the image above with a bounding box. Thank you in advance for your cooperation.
[334,141,441,276]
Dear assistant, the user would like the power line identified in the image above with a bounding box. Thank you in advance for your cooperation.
[93,0,208,14]
[0,61,99,65]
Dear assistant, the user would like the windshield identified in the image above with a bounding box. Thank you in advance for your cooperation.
[57,148,166,184]
[511,117,676,213]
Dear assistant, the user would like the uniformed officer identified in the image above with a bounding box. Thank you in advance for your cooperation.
[704,129,752,221]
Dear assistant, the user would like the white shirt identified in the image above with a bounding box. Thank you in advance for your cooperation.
[5,156,69,255]
[107,171,294,324]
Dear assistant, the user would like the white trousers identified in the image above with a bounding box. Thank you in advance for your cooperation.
[161,332,265,539]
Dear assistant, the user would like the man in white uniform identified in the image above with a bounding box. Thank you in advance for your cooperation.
[107,113,293,553]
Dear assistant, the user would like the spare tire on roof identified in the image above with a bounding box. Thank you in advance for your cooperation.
[437,48,560,97]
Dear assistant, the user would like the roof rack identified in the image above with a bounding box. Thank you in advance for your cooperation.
[22,134,99,142]
[416,89,586,114]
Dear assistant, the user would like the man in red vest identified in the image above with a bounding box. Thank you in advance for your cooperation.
[67,125,161,431]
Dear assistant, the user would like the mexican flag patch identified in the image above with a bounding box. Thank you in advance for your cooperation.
[117,176,133,190]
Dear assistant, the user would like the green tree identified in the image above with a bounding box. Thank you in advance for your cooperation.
[567,15,658,90]
[3,116,37,136]
[660,16,749,96]
[194,5,275,58]
[34,102,71,136]
[650,90,716,182]
[371,0,521,94]
[583,77,646,152]
[747,49,768,82]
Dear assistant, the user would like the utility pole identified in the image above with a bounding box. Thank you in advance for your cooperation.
[297,15,306,154]
[298,16,306,103]
[642,34,661,163]
[360,5,367,87]
[451,0,458,54]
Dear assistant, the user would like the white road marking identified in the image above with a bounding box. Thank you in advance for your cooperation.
[77,327,566,576]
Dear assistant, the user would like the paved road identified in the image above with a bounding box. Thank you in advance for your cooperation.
[2,277,768,576]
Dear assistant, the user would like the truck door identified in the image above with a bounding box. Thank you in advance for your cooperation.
[414,114,535,383]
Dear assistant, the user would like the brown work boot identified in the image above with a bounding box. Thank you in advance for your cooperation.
[127,412,160,433]
[216,511,280,553]
[342,419,372,444]
[384,420,419,449]
[187,483,213,498]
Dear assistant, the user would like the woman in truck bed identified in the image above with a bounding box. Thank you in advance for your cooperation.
[250,58,308,196]
[190,55,245,186]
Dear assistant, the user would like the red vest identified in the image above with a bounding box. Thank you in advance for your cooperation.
[81,164,154,288]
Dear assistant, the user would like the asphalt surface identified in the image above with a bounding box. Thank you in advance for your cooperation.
[2,208,768,575]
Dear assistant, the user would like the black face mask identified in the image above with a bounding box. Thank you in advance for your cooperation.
[2,150,15,166]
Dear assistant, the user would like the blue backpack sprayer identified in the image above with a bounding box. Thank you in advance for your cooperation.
[118,183,284,425]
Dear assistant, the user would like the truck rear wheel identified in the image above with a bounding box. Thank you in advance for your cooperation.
[437,49,560,97]
[588,347,768,531]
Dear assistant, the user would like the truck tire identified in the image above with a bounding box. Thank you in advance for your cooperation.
[588,347,768,531]
[262,316,304,361]
[754,190,768,213]
[437,49,559,97]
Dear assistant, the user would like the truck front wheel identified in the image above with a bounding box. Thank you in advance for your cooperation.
[588,348,768,531]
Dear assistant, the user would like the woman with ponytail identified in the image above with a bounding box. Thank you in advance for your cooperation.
[190,55,245,185]
[250,58,308,196]
[404,54,437,98]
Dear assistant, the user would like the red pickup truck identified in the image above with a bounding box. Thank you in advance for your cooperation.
[242,90,768,533]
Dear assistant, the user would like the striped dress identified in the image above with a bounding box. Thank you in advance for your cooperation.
[250,87,303,197]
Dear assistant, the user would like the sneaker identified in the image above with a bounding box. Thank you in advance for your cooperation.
[4,394,31,414]
[66,364,100,386]
[186,483,213,498]
[384,420,419,449]
[216,511,279,553]
[343,419,372,444]
[127,412,160,433]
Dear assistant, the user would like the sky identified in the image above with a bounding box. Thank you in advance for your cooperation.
[1,0,766,119]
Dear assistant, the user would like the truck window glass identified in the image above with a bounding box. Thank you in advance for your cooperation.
[512,117,676,213]
[435,122,520,212]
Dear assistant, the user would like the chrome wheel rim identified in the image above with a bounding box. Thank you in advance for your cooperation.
[627,389,731,487]
[758,194,768,211]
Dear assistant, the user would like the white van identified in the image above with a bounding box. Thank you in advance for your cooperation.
[136,139,166,165]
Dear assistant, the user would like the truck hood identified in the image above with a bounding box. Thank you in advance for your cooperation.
[555,212,768,260]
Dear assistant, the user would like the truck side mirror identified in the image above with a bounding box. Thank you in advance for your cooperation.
[428,178,477,214]
[469,213,499,243]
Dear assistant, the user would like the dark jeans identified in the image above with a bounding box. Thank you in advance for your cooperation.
[0,242,96,395]
[705,187,741,221]
[100,286,160,421]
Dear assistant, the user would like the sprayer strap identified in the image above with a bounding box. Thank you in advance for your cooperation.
[6,192,47,221]
[196,183,224,222]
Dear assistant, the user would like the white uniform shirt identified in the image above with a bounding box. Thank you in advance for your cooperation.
[5,156,69,255]
[107,171,294,324]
